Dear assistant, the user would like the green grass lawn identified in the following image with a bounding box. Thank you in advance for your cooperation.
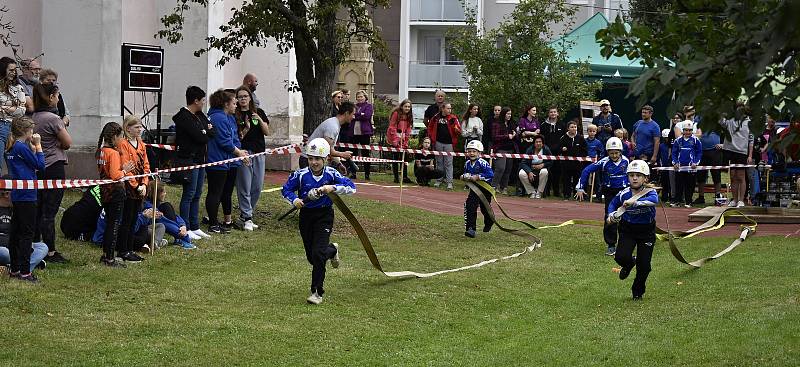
[0,183,797,366]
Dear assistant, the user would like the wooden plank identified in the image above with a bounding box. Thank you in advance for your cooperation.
[688,206,800,224]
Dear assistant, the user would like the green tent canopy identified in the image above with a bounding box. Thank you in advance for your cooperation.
[550,12,644,83]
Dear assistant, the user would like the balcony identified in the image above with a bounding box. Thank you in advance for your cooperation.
[408,61,468,89]
[409,0,477,22]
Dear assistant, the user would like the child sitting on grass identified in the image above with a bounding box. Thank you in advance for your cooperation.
[607,160,659,300]
[144,182,196,249]
[461,139,494,238]
[282,138,356,305]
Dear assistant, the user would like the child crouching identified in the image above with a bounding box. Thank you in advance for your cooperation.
[607,160,659,300]
[282,138,356,305]
[461,140,494,238]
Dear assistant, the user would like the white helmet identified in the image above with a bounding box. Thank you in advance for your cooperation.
[661,128,671,138]
[465,139,484,152]
[627,159,650,176]
[306,138,330,158]
[605,137,623,151]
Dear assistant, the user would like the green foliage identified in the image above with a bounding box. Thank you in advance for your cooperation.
[626,0,673,32]
[447,0,600,116]
[597,0,800,137]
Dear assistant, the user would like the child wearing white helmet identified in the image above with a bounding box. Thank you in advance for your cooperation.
[671,120,703,207]
[606,159,659,300]
[575,136,629,256]
[282,138,356,305]
[461,139,494,238]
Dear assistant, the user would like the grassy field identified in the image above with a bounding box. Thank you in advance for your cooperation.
[0,182,797,366]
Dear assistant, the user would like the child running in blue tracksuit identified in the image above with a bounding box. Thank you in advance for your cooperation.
[607,160,659,300]
[575,137,629,256]
[282,138,356,305]
[6,117,45,282]
[461,139,494,238]
[671,120,703,207]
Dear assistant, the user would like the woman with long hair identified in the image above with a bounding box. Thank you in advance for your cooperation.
[491,107,516,194]
[234,85,269,231]
[0,57,28,174]
[349,90,374,180]
[116,115,151,262]
[386,99,413,183]
[206,89,248,234]
[461,104,483,151]
[517,105,540,155]
[32,82,72,263]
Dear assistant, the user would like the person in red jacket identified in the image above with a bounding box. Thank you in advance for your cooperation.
[386,99,413,183]
[425,102,461,190]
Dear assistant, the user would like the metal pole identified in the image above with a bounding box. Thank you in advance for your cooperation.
[150,176,158,255]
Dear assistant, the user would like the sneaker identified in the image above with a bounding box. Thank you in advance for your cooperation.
[192,229,212,238]
[35,260,46,270]
[683,204,692,208]
[140,244,150,253]
[17,273,39,283]
[619,266,632,280]
[534,191,541,199]
[306,292,323,305]
[44,251,68,263]
[692,197,705,205]
[243,220,255,232]
[250,222,259,229]
[175,239,196,250]
[632,294,643,300]
[669,202,678,208]
[224,221,237,231]
[605,246,616,256]
[330,243,340,268]
[727,200,738,207]
[120,251,144,263]
[202,216,210,224]
[528,193,537,199]
[465,228,476,238]
[483,223,493,232]
[736,201,745,208]
[100,256,127,268]
[446,183,454,191]
[402,177,413,184]
[208,225,230,234]
[159,238,169,248]
[188,231,202,240]
[433,181,441,188]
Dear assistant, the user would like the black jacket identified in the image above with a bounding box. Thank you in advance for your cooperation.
[173,107,216,163]
[541,119,566,152]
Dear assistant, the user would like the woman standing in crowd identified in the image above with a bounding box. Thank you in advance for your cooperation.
[116,115,150,263]
[32,82,71,263]
[0,57,28,174]
[559,119,587,199]
[386,99,413,183]
[96,122,130,267]
[234,86,269,231]
[6,117,45,281]
[483,105,502,153]
[491,107,516,195]
[173,86,215,239]
[206,89,248,234]
[461,104,483,151]
[718,102,753,208]
[350,90,374,180]
[517,105,540,156]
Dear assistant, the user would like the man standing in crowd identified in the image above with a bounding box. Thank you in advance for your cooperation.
[541,106,565,197]
[243,73,260,109]
[300,101,355,169]
[592,99,622,143]
[422,90,447,140]
[631,105,661,165]
[18,58,41,98]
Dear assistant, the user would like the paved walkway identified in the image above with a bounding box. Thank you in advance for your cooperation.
[265,172,798,238]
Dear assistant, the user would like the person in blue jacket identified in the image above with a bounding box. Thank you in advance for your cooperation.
[575,137,629,256]
[205,89,249,234]
[607,160,659,300]
[461,139,494,238]
[93,208,166,252]
[671,121,703,208]
[5,117,45,282]
[282,138,356,305]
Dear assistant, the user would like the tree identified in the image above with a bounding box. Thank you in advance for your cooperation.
[597,0,800,136]
[157,0,390,134]
[447,0,600,117]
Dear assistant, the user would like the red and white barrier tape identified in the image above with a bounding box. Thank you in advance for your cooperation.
[350,156,404,164]
[652,164,769,171]
[336,142,598,163]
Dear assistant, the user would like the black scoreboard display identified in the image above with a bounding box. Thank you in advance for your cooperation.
[122,44,163,92]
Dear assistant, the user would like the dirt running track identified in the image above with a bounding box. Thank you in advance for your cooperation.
[265,171,798,238]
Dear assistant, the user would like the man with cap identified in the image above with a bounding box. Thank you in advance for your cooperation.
[592,99,623,143]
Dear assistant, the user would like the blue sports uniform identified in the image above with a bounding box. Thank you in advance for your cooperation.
[462,158,494,233]
[282,166,355,297]
[671,136,703,205]
[576,156,629,249]
[607,187,659,298]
